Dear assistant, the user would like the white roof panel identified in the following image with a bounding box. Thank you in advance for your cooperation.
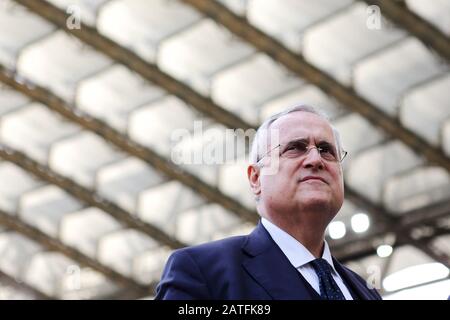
[60,267,119,299]
[46,0,109,26]
[347,140,424,203]
[384,166,450,213]
[97,0,201,62]
[406,0,450,35]
[97,157,165,212]
[303,2,405,84]
[248,0,353,52]
[17,31,111,101]
[260,85,347,123]
[60,207,122,258]
[400,74,450,146]
[0,232,43,279]
[158,19,254,94]
[354,38,446,115]
[77,65,165,132]
[0,162,42,213]
[333,113,386,156]
[49,131,125,188]
[175,203,241,245]
[218,157,255,209]
[20,185,84,237]
[217,0,248,16]
[0,104,79,163]
[0,1,54,68]
[97,229,158,276]
[212,54,303,124]
[444,120,450,157]
[0,86,29,116]
[23,251,76,297]
[133,247,171,284]
[129,96,202,157]
[138,181,204,234]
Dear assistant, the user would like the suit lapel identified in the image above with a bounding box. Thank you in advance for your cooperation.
[241,222,313,300]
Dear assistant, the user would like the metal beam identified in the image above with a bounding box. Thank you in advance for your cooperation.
[0,66,259,225]
[0,145,186,250]
[399,197,450,227]
[363,0,450,62]
[334,202,450,263]
[0,269,53,299]
[0,208,151,297]
[12,0,253,132]
[181,0,450,172]
[344,185,450,267]
[338,225,450,263]
[333,197,450,253]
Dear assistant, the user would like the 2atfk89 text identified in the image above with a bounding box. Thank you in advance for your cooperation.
[176,303,271,318]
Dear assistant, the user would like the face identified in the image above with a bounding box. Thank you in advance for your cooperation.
[248,111,344,225]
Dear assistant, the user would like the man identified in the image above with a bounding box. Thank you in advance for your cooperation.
[155,105,382,300]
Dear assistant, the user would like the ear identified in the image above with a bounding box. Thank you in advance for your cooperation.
[247,164,261,197]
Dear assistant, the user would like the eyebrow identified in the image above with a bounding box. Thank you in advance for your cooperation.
[285,138,308,145]
[317,140,335,147]
[286,137,335,146]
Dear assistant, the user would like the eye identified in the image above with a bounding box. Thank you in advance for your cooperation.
[293,141,308,151]
[318,144,336,156]
[283,141,308,156]
[285,144,296,151]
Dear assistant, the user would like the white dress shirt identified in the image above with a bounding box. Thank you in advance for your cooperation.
[261,217,353,300]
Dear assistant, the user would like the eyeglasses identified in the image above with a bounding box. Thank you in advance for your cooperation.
[257,138,348,164]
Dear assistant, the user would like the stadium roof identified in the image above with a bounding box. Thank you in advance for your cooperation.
[0,0,449,299]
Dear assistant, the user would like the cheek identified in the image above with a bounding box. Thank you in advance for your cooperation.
[261,172,296,197]
[330,169,344,196]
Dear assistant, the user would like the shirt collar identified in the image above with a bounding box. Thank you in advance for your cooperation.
[261,217,337,274]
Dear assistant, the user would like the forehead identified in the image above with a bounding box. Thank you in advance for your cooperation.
[270,111,335,142]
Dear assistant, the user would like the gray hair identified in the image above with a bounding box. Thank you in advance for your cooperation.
[249,104,344,165]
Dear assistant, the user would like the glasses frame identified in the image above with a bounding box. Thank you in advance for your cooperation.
[257,138,348,164]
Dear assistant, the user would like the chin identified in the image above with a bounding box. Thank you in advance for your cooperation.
[301,200,330,211]
[299,190,328,203]
[299,194,334,212]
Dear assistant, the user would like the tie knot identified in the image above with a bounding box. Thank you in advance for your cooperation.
[310,258,333,274]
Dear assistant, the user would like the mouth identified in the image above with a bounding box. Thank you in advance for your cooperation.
[299,176,327,184]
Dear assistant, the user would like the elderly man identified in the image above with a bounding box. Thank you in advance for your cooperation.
[155,105,381,300]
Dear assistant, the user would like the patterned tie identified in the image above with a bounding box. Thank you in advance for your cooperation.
[310,258,346,300]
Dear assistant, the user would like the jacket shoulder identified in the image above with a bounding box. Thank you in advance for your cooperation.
[155,235,249,299]
[175,235,248,258]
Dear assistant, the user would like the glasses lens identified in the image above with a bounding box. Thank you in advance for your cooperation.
[280,139,344,162]
[281,140,308,158]
[318,145,337,161]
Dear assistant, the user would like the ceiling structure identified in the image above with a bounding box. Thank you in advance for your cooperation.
[0,0,449,299]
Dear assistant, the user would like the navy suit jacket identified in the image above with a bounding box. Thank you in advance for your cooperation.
[155,222,382,300]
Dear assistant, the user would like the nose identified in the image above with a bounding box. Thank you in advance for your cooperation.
[302,147,324,170]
